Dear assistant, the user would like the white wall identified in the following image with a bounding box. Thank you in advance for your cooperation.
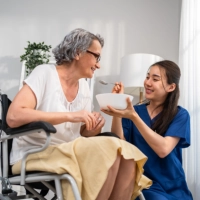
[0,0,182,198]
[0,0,182,131]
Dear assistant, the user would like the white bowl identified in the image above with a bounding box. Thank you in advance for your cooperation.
[96,93,134,110]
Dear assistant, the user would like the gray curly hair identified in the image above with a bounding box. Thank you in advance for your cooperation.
[52,28,104,65]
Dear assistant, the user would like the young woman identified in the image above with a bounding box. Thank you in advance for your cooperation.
[7,28,151,200]
[102,60,193,200]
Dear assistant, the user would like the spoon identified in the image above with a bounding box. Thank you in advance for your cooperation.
[99,80,115,85]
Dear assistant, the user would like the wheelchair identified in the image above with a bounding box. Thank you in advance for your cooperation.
[0,93,146,200]
[0,93,81,200]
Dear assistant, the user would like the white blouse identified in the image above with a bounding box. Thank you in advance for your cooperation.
[10,64,92,164]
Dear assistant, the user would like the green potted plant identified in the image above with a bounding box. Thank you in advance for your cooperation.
[20,41,52,76]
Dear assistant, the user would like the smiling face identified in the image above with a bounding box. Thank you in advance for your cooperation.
[77,39,102,79]
[144,65,176,104]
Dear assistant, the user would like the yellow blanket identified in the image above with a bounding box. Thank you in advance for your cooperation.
[12,136,152,200]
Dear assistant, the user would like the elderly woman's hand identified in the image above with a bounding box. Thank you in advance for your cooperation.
[92,111,105,130]
[79,111,105,137]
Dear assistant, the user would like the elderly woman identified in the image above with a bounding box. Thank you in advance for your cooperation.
[7,28,151,200]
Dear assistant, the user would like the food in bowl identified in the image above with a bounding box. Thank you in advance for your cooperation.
[96,93,134,110]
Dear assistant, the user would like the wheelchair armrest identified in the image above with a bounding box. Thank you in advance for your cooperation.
[0,121,57,185]
[5,121,57,135]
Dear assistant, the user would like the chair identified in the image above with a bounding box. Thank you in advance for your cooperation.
[138,192,145,200]
[0,93,81,200]
[0,93,146,200]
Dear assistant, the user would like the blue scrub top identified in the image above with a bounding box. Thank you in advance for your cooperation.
[122,104,193,200]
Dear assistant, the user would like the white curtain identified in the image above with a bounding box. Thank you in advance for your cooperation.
[179,0,200,199]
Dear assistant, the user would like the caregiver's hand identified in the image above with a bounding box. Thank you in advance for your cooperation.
[112,82,124,94]
[101,97,137,120]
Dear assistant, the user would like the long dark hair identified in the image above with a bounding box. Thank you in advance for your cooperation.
[150,60,181,135]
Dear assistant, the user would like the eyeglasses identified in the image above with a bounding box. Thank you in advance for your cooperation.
[86,50,101,63]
